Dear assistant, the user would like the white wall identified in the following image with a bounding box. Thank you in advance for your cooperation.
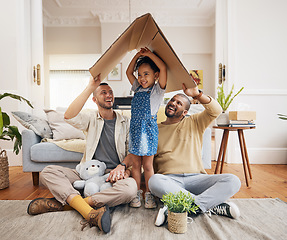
[182,54,213,96]
[217,0,287,164]
[45,27,102,54]
[0,0,31,166]
[162,26,215,98]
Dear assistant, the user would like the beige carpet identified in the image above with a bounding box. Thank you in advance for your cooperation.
[0,198,286,240]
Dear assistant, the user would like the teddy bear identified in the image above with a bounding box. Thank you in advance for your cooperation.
[73,159,112,197]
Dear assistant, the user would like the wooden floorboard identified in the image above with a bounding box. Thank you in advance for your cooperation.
[0,163,286,201]
[206,162,287,201]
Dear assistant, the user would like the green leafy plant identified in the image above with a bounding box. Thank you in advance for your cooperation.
[161,191,199,214]
[0,93,33,154]
[217,83,244,112]
[278,113,287,120]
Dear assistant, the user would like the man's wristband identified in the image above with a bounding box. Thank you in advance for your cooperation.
[119,162,127,170]
[193,90,203,100]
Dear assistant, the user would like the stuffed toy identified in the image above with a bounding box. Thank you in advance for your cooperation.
[73,159,112,197]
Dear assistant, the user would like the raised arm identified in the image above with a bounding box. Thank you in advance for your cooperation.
[64,74,101,119]
[182,83,222,128]
[141,47,167,89]
[182,83,211,104]
[126,51,142,85]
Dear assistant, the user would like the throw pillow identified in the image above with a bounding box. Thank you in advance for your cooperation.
[12,111,53,138]
[44,109,85,141]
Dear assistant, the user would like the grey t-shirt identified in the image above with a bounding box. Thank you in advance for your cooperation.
[93,118,120,169]
[132,81,165,115]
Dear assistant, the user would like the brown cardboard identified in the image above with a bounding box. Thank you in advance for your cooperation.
[89,13,196,93]
[229,111,256,121]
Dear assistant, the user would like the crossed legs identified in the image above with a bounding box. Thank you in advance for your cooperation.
[27,165,137,233]
[149,173,241,212]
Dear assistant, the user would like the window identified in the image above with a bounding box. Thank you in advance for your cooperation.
[48,54,100,110]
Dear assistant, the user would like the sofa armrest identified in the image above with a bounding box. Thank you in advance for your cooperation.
[22,129,42,172]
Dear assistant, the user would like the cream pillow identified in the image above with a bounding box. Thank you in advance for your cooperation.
[44,109,85,141]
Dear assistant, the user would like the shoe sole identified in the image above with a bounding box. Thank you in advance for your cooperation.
[101,206,111,234]
[129,204,141,208]
[145,204,157,209]
[27,197,44,215]
[27,197,62,215]
[227,202,240,219]
[129,201,141,208]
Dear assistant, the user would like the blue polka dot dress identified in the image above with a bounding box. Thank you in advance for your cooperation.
[129,86,158,156]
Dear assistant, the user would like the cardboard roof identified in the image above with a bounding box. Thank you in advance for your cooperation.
[89,13,196,93]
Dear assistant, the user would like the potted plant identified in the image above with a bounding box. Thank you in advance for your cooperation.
[0,93,33,189]
[0,93,33,154]
[216,83,244,126]
[161,191,199,234]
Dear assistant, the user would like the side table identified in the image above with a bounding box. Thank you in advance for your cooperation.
[213,125,255,187]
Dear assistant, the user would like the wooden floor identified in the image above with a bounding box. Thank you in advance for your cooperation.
[1,162,286,201]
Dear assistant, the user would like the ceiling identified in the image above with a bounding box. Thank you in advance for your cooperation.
[43,0,216,27]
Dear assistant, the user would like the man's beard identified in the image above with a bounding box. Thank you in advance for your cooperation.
[98,101,113,109]
[165,108,184,118]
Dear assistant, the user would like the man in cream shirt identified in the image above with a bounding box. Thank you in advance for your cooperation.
[150,84,241,226]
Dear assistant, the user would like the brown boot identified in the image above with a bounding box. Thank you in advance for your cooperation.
[27,198,63,215]
[81,206,111,234]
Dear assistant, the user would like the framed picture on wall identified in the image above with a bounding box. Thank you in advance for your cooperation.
[108,63,122,81]
[190,70,203,89]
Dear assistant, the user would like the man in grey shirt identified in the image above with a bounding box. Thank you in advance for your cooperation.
[94,118,120,169]
[27,75,137,234]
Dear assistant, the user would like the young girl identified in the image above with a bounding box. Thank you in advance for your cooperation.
[126,47,167,208]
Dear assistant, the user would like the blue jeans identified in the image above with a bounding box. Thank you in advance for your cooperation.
[149,173,241,212]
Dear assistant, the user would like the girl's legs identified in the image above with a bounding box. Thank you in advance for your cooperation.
[142,155,157,208]
[129,154,143,208]
[142,155,154,191]
[131,154,142,189]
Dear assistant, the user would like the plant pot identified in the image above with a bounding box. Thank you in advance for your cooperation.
[0,149,9,189]
[167,210,187,234]
[216,112,229,126]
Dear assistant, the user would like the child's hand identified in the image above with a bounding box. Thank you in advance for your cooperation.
[139,47,152,57]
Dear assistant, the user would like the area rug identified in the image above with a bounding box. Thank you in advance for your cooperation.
[0,198,286,240]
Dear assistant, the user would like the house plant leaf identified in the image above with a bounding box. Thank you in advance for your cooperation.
[0,92,33,154]
[0,93,33,108]
[216,83,244,112]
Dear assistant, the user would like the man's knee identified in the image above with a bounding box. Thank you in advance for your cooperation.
[40,165,56,182]
[118,178,138,201]
[225,174,241,194]
[231,174,241,192]
[148,174,166,194]
[40,165,63,185]
[149,173,165,183]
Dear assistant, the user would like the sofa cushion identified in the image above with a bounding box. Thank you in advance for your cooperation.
[12,111,53,139]
[44,109,85,141]
[31,142,83,163]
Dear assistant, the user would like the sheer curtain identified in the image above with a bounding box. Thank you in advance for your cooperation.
[49,70,96,110]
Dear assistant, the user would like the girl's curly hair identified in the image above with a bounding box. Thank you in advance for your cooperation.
[135,56,160,73]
